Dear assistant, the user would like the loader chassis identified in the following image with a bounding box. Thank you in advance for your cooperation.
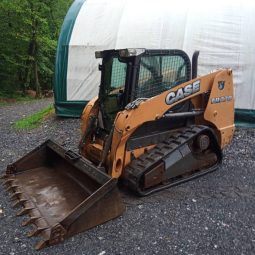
[80,49,234,181]
[3,48,235,249]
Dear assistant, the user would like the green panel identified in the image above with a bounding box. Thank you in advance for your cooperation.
[55,101,87,117]
[54,0,86,116]
[235,109,255,128]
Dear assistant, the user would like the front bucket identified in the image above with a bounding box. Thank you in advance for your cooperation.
[2,140,125,250]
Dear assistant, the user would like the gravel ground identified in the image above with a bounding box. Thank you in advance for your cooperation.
[0,99,254,255]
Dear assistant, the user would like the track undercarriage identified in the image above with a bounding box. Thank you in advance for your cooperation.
[123,125,222,195]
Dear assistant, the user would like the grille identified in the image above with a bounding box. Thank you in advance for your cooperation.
[136,55,190,98]
[108,58,126,93]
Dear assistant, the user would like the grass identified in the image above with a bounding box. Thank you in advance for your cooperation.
[14,105,55,130]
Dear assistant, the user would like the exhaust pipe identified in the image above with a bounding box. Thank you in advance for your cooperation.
[192,51,200,79]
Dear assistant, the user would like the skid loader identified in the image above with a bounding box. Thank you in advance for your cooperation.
[2,49,235,249]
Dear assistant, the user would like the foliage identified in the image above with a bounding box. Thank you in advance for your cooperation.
[0,0,73,96]
[14,104,54,129]
[0,91,35,105]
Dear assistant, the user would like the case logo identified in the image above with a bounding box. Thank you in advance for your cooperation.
[165,80,201,105]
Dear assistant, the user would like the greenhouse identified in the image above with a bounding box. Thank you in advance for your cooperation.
[54,0,255,126]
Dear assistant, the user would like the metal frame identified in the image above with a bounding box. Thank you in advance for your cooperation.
[97,49,192,131]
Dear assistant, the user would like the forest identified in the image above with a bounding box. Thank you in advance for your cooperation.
[0,0,73,97]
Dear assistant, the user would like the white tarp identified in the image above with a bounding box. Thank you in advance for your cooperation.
[67,0,255,110]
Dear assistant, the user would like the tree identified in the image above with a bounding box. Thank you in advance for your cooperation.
[0,0,73,96]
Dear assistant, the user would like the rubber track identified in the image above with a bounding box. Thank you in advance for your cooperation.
[124,125,221,196]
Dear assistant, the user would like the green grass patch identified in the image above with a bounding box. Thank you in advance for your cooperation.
[14,105,54,130]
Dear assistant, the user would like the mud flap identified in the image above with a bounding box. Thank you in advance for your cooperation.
[2,140,125,250]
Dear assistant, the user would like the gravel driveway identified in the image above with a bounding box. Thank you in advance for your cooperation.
[0,99,254,255]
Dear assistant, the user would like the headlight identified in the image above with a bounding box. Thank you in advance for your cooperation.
[119,48,145,57]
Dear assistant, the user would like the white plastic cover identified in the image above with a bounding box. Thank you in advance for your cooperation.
[67,0,255,110]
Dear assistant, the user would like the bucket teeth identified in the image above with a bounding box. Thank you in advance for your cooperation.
[29,209,41,218]
[0,174,7,179]
[5,186,15,192]
[34,218,49,229]
[12,199,27,208]
[22,217,38,227]
[3,179,15,185]
[5,183,19,192]
[16,207,33,216]
[27,227,47,238]
[35,240,48,250]
[10,192,22,200]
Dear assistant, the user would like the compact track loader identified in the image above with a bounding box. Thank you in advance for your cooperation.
[2,49,235,249]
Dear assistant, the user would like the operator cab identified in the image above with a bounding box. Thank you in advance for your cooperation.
[95,48,193,132]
